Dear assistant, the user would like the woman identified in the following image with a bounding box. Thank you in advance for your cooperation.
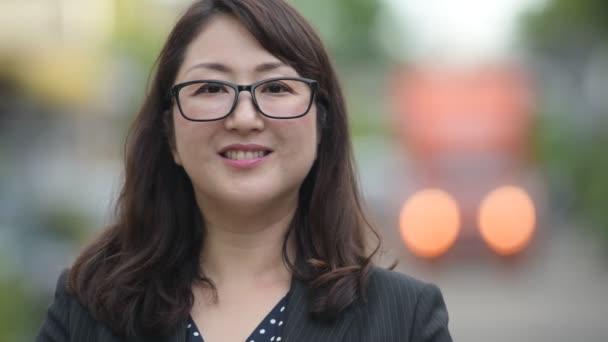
[37,0,452,341]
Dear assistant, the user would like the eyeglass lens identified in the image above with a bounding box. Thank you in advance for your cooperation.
[177,79,312,120]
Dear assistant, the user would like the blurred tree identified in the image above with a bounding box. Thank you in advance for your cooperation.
[290,0,390,138]
[291,0,383,64]
[522,0,608,242]
[111,0,175,71]
[0,263,40,342]
[523,0,608,49]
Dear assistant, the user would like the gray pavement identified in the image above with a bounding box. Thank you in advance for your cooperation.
[355,137,608,342]
[385,227,608,342]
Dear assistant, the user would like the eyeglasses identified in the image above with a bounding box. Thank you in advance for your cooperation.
[170,77,318,122]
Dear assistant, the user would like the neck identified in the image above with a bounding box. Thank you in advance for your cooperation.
[198,199,297,289]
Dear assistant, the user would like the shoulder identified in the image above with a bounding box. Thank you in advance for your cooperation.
[367,266,432,296]
[36,269,119,342]
[49,269,79,313]
[364,266,442,313]
[54,269,70,297]
[367,266,451,311]
[355,266,452,341]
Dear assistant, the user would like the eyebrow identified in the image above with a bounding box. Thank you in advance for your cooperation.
[185,61,290,75]
[254,62,289,73]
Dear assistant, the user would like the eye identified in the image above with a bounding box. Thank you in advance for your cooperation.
[261,81,291,94]
[192,83,229,95]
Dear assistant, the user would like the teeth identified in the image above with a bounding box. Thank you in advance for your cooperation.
[224,150,267,160]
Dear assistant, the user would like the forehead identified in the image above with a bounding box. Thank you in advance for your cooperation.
[177,14,296,79]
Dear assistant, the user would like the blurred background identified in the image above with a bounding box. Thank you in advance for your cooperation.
[1,0,607,341]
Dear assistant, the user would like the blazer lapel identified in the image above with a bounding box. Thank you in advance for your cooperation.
[282,276,357,342]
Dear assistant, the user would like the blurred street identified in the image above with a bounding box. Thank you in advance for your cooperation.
[355,137,608,342]
[394,226,608,342]
[2,0,608,341]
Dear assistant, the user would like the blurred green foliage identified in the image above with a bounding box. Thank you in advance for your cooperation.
[524,0,608,241]
[291,0,383,63]
[523,0,608,47]
[43,206,94,243]
[0,262,41,341]
[110,0,173,70]
[291,0,388,139]
[534,114,608,240]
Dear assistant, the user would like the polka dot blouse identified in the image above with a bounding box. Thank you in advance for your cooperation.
[186,293,289,342]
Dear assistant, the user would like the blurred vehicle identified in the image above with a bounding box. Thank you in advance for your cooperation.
[389,63,541,258]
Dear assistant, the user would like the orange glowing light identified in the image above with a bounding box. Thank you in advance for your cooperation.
[399,189,461,258]
[478,186,536,255]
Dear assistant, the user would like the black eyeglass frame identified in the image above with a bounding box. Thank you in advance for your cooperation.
[170,76,319,122]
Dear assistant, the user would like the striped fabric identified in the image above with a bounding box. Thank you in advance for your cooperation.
[36,267,452,341]
[282,267,452,341]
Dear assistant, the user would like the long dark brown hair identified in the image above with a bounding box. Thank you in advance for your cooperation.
[68,0,380,337]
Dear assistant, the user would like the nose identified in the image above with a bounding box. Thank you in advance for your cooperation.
[223,91,265,134]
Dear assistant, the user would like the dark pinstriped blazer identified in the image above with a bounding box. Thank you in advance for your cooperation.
[37,267,452,341]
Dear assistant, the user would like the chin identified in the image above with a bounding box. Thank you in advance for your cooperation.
[226,186,297,208]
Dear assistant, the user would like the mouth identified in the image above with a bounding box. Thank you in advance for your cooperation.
[218,144,274,161]
[220,150,273,160]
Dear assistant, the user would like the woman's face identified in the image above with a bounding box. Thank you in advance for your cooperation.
[171,15,318,214]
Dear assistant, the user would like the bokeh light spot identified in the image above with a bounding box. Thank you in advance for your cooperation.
[400,189,461,258]
[478,185,536,255]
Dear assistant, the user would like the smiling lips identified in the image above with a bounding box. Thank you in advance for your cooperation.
[219,144,273,168]
[223,150,269,160]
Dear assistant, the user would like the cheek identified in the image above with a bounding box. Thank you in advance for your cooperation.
[171,111,216,165]
[173,113,190,146]
[281,113,318,159]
